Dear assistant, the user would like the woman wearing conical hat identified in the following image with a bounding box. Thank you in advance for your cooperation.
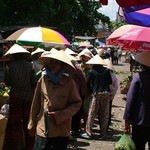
[31,48,45,79]
[81,54,112,139]
[103,58,118,128]
[3,44,36,150]
[28,50,81,150]
[78,48,93,77]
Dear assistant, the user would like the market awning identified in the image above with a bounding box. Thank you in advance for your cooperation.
[74,36,96,40]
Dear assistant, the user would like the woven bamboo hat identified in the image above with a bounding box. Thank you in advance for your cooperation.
[65,48,77,56]
[97,48,104,56]
[39,50,75,69]
[31,48,45,56]
[103,58,115,71]
[78,48,93,58]
[50,48,58,53]
[4,44,30,56]
[135,51,150,67]
[86,54,106,65]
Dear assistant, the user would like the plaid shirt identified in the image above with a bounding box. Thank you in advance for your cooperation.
[5,60,36,101]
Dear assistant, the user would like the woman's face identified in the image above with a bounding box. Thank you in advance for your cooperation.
[81,55,90,63]
[45,59,63,73]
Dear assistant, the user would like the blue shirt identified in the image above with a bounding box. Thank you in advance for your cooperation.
[124,69,150,126]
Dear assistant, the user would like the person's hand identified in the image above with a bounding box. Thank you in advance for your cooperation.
[47,111,56,119]
[28,126,36,137]
[124,120,131,134]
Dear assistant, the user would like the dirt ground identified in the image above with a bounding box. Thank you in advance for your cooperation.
[67,58,131,150]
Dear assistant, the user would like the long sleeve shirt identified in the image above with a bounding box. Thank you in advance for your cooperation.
[109,71,118,95]
[86,65,112,94]
[5,60,36,101]
[124,70,150,126]
[28,74,82,138]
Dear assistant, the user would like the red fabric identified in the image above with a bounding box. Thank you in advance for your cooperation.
[99,0,108,5]
[106,24,137,45]
[118,26,150,50]
[116,0,150,7]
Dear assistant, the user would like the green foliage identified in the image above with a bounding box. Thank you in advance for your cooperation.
[0,0,111,38]
[111,21,127,30]
[114,70,129,75]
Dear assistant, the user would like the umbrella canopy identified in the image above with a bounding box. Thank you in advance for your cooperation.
[106,24,138,45]
[118,25,150,51]
[99,0,150,7]
[122,4,150,27]
[116,0,150,7]
[6,27,70,47]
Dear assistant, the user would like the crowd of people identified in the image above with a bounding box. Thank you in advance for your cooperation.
[0,42,150,150]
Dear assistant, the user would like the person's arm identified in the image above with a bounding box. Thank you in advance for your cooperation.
[110,72,119,94]
[4,65,10,86]
[124,119,131,134]
[123,73,140,133]
[31,63,39,86]
[28,78,42,136]
[86,70,93,94]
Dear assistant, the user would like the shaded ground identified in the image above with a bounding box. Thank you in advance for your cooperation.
[67,58,130,150]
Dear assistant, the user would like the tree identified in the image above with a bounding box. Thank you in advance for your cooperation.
[0,0,111,38]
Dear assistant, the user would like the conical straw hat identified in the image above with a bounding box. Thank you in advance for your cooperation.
[135,51,150,67]
[97,48,104,56]
[50,48,58,53]
[103,58,115,71]
[65,48,77,55]
[39,50,75,69]
[31,48,45,56]
[4,44,30,56]
[86,54,106,65]
[66,54,78,61]
[78,48,93,58]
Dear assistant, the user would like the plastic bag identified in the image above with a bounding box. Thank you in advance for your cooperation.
[115,134,136,150]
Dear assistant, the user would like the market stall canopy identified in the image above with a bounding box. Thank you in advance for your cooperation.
[78,41,93,48]
[74,36,96,40]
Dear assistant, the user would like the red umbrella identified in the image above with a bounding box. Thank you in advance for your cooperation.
[99,0,150,7]
[118,25,150,51]
[99,0,108,5]
[106,24,138,45]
